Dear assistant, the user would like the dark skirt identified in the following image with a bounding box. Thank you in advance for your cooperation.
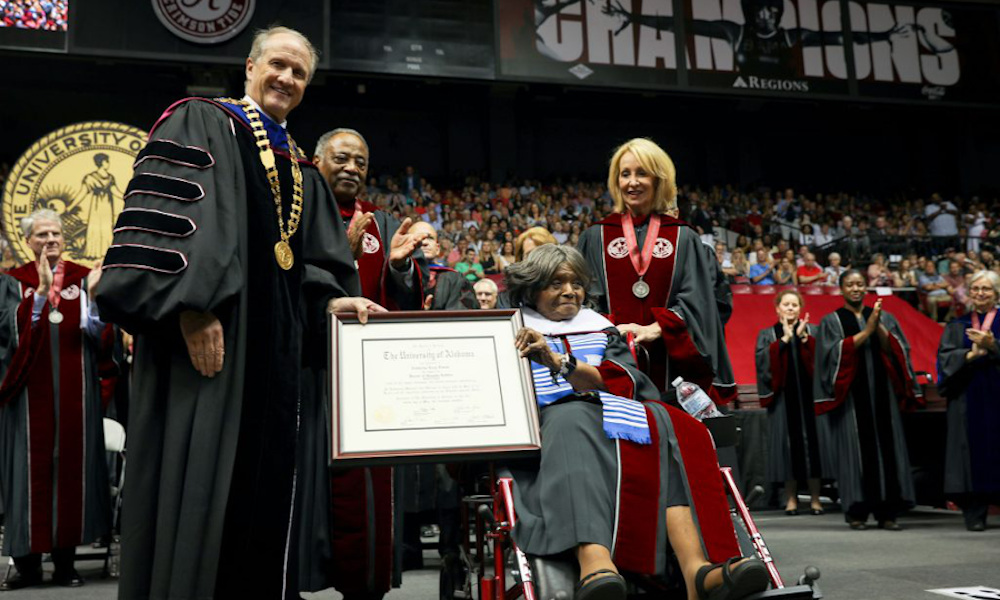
[509,400,686,573]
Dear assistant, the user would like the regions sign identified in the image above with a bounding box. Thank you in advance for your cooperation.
[2,122,147,267]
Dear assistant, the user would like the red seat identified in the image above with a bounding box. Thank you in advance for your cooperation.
[730,284,752,295]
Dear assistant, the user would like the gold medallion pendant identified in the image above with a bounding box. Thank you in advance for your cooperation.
[274,240,294,270]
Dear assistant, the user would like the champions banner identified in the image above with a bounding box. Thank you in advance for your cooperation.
[495,0,1000,105]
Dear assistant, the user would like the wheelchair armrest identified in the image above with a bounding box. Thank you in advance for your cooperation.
[528,554,579,600]
[704,415,738,448]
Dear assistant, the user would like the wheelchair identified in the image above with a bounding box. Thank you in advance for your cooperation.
[451,416,822,600]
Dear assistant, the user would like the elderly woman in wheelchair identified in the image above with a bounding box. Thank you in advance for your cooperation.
[506,245,768,600]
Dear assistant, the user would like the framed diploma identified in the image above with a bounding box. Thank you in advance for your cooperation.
[329,309,541,465]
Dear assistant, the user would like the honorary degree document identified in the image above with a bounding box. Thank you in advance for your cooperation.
[329,310,541,464]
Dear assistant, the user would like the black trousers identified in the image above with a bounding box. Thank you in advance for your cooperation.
[845,500,899,523]
[13,546,76,575]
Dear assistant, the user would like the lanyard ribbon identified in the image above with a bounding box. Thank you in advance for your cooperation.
[621,212,661,279]
[972,308,997,332]
[47,260,65,313]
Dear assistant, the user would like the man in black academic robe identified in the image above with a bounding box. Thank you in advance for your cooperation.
[96,27,373,600]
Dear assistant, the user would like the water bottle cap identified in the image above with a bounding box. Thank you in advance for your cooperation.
[671,377,683,387]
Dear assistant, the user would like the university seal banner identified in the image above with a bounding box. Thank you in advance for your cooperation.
[2,122,147,267]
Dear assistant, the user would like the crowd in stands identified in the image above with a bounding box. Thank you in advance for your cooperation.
[0,0,68,30]
[2,160,998,323]
[359,170,1000,323]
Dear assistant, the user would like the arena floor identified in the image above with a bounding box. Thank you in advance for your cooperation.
[7,507,998,600]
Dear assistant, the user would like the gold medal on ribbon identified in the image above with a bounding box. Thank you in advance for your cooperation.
[221,98,303,272]
[274,240,294,270]
[49,309,64,324]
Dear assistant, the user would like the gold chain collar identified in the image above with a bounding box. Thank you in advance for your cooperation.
[218,97,303,270]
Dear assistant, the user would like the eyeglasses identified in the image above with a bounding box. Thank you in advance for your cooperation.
[969,287,995,294]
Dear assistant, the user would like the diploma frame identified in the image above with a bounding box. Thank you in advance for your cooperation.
[328,309,541,465]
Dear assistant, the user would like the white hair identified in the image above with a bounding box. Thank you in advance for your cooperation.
[20,209,62,238]
[474,278,498,294]
[969,270,1000,299]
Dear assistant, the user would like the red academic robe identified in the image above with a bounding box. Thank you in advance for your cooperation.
[330,199,423,594]
[0,261,110,556]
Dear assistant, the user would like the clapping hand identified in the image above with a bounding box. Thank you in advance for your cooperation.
[966,328,997,353]
[388,218,429,269]
[87,260,103,298]
[347,212,376,260]
[864,299,883,333]
[966,343,987,362]
[795,313,810,342]
[781,321,795,344]
[34,248,52,296]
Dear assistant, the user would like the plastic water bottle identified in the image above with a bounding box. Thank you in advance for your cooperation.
[673,377,723,421]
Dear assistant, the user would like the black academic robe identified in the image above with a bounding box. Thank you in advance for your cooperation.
[755,324,822,484]
[96,98,358,600]
[0,265,111,558]
[577,214,736,403]
[937,311,1000,498]
[813,308,922,520]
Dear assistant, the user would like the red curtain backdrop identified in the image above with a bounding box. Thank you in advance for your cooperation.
[725,288,943,386]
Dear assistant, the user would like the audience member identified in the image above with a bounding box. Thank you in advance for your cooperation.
[823,253,847,285]
[919,260,953,320]
[473,278,499,309]
[749,250,776,285]
[796,253,824,285]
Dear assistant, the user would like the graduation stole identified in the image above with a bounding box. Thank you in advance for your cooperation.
[599,213,681,326]
[340,198,385,301]
[522,308,651,444]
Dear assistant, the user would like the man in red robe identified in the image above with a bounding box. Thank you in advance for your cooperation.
[296,128,426,599]
[0,209,110,589]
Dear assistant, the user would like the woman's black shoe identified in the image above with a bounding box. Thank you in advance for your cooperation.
[574,569,626,600]
[695,557,769,600]
[810,508,825,516]
[1,569,43,590]
[784,509,799,516]
[52,568,85,587]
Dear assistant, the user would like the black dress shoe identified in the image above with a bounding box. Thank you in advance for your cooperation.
[785,509,799,516]
[52,569,85,587]
[810,508,825,516]
[1,569,43,590]
[849,520,868,530]
[967,521,986,532]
